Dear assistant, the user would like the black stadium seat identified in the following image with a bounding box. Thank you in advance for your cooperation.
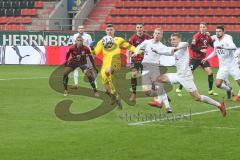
[0,1,4,8]
[14,9,21,16]
[6,9,15,17]
[27,1,35,8]
[19,1,28,8]
[12,1,20,9]
[0,8,5,16]
[4,1,11,8]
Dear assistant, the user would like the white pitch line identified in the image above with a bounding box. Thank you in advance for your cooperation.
[0,77,49,81]
[128,105,240,126]
[142,124,237,130]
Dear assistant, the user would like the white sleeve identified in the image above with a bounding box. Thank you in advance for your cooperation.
[211,35,217,41]
[134,40,148,55]
[206,49,217,60]
[156,47,174,56]
[224,37,237,50]
[72,33,79,43]
[87,34,93,45]
[177,42,189,49]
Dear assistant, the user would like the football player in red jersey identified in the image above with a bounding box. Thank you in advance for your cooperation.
[127,23,152,102]
[63,35,99,97]
[176,22,218,96]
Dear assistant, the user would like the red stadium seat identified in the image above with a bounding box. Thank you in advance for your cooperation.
[34,1,43,8]
[224,8,232,16]
[145,9,152,16]
[228,16,237,24]
[7,17,15,24]
[0,17,7,24]
[215,8,223,15]
[128,9,135,15]
[115,1,122,8]
[122,16,130,23]
[184,1,192,8]
[192,1,201,8]
[109,9,117,15]
[105,16,112,23]
[175,16,184,24]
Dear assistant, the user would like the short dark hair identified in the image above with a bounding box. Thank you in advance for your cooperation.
[200,22,207,26]
[216,25,224,31]
[106,24,114,28]
[136,23,144,26]
[171,32,182,39]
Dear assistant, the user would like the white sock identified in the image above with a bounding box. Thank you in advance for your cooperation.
[200,95,221,107]
[157,95,162,103]
[73,68,79,85]
[220,83,231,91]
[161,93,170,109]
[238,90,240,96]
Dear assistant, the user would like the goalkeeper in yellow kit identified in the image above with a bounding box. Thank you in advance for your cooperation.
[92,24,139,109]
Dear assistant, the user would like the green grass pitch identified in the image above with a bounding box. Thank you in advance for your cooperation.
[0,65,240,160]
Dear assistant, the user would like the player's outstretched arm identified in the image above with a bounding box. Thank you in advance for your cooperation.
[91,40,103,55]
[202,49,217,64]
[151,47,174,56]
[132,40,147,56]
[176,42,189,50]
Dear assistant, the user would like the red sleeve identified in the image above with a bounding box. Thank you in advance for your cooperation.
[145,34,152,39]
[65,47,72,60]
[192,32,199,45]
[208,36,214,47]
[129,34,135,45]
[84,46,91,55]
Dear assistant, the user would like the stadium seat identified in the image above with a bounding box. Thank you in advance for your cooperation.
[0,17,7,24]
[6,9,15,17]
[20,1,28,8]
[27,1,35,8]
[100,0,240,31]
[34,1,43,8]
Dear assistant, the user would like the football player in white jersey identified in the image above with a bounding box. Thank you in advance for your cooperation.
[153,32,226,117]
[202,25,240,101]
[133,28,172,113]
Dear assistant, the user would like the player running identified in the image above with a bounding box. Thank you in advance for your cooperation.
[63,36,98,97]
[153,32,226,117]
[176,22,218,96]
[133,28,172,113]
[202,25,240,102]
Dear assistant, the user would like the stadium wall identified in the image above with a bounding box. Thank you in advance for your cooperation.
[1,31,238,66]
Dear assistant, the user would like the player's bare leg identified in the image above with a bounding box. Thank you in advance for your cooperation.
[204,67,218,96]
[190,90,226,117]
[84,69,99,97]
[233,79,240,101]
[63,67,74,96]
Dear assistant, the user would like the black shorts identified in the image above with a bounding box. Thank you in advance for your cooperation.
[131,61,143,71]
[189,58,211,71]
[65,61,88,71]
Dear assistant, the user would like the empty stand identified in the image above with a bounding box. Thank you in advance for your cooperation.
[99,0,240,31]
[0,0,44,31]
